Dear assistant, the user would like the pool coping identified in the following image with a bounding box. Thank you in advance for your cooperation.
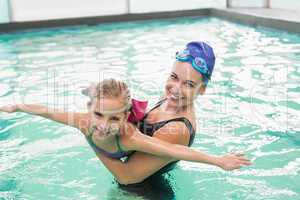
[211,8,300,34]
[0,9,210,33]
[0,8,300,34]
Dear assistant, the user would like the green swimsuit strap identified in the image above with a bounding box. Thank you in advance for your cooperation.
[115,134,126,152]
[87,127,94,139]
[87,127,126,153]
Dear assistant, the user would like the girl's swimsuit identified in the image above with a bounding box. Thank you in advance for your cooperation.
[86,128,134,160]
[85,98,147,161]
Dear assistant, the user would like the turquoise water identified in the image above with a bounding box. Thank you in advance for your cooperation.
[0,17,299,200]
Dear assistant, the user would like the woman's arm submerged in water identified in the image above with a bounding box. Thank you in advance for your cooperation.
[0,104,89,134]
[97,122,252,185]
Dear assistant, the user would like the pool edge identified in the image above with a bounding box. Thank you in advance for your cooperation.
[0,9,210,33]
[211,8,300,35]
[0,8,300,35]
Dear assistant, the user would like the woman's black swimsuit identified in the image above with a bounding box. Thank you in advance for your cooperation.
[136,99,196,176]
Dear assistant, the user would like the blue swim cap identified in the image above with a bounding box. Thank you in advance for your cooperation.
[176,41,215,84]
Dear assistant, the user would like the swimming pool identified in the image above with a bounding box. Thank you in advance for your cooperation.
[0,16,299,200]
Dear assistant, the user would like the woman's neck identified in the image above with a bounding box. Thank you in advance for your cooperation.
[162,99,194,114]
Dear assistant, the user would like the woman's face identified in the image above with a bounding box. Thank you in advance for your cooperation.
[165,61,206,108]
[88,97,129,141]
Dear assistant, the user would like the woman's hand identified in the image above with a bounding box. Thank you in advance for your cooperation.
[217,153,252,170]
[0,105,19,113]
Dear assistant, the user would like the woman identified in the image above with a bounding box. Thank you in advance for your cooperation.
[96,41,251,185]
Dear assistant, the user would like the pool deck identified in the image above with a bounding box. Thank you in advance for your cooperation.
[0,8,300,34]
[211,8,300,34]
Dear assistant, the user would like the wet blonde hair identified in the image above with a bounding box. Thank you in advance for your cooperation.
[82,79,131,111]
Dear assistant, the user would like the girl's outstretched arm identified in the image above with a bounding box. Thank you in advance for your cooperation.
[124,123,252,170]
[0,104,88,133]
[96,123,252,185]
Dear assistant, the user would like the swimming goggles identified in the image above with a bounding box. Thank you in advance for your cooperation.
[175,49,210,82]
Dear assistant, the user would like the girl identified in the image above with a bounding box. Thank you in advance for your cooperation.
[0,79,250,182]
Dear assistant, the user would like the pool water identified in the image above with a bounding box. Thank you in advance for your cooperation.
[0,17,299,200]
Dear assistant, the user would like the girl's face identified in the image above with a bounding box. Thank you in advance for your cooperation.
[88,97,129,141]
[165,61,206,108]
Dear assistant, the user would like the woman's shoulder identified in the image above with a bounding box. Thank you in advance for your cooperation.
[180,108,197,129]
[153,121,191,145]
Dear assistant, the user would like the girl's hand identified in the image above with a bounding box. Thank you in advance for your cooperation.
[0,105,19,113]
[217,153,252,170]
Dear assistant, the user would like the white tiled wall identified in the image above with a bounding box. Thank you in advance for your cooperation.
[228,0,266,8]
[0,0,10,23]
[9,0,226,22]
[130,0,226,13]
[10,0,128,22]
[271,0,300,11]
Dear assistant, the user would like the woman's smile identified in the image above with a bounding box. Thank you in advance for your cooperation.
[167,92,183,102]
